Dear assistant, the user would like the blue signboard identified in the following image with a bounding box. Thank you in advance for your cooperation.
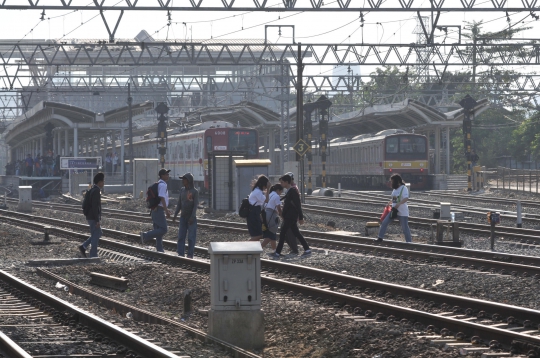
[60,157,102,170]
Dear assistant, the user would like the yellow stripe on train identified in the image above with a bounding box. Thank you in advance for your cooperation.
[383,161,428,169]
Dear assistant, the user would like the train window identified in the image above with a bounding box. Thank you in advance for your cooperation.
[187,143,192,159]
[400,136,426,153]
[386,137,398,153]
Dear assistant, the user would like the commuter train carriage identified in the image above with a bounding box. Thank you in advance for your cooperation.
[130,121,259,190]
[262,129,429,190]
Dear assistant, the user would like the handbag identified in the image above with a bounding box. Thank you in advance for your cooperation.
[380,205,392,222]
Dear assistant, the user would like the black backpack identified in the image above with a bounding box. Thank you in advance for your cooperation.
[82,187,96,216]
[146,182,161,209]
[238,196,250,218]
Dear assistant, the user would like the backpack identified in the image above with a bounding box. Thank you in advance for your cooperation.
[238,196,250,218]
[82,187,96,216]
[146,182,161,209]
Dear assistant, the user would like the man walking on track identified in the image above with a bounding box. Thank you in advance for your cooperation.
[79,172,105,258]
[141,169,171,253]
[268,174,311,259]
[173,172,199,259]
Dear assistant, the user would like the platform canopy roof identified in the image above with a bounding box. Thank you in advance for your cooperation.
[294,98,490,138]
[182,98,490,139]
[186,101,282,129]
[3,101,154,147]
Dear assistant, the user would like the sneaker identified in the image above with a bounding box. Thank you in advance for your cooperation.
[140,232,145,244]
[187,256,193,259]
[301,249,311,257]
[268,252,280,259]
[78,245,87,258]
[375,238,383,243]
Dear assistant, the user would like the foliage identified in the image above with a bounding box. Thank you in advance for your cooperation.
[508,114,540,161]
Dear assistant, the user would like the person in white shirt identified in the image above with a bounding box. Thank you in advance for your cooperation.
[140,169,171,252]
[261,184,283,250]
[247,175,270,241]
[376,174,412,243]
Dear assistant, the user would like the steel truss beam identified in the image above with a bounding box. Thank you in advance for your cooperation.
[1,41,539,68]
[1,1,539,11]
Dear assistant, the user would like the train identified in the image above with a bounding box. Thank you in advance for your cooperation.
[127,121,259,190]
[261,129,429,190]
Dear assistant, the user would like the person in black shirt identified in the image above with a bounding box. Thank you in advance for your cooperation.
[268,174,311,258]
[79,173,104,258]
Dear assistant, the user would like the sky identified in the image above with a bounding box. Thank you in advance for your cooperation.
[0,5,539,80]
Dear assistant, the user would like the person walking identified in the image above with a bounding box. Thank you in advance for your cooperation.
[375,174,412,243]
[140,169,171,253]
[261,184,283,251]
[79,172,105,258]
[247,175,270,241]
[269,174,311,258]
[173,173,199,259]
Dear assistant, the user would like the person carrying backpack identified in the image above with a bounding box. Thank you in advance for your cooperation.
[375,174,412,243]
[247,175,270,241]
[140,169,171,253]
[79,172,105,258]
[172,173,199,259]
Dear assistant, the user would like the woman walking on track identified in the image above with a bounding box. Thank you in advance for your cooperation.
[247,175,270,241]
[261,183,283,251]
[376,174,413,243]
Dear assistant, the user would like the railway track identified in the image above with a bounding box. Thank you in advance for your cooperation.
[2,212,540,354]
[0,270,183,357]
[4,203,540,276]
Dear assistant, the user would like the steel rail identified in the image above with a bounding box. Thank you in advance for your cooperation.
[4,206,540,272]
[3,211,540,349]
[34,269,260,358]
[306,195,540,224]
[0,270,178,358]
[0,331,32,358]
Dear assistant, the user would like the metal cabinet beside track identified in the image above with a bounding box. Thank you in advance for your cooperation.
[209,242,263,310]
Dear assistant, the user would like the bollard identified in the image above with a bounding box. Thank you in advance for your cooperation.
[338,183,341,198]
[43,227,51,242]
[516,201,522,228]
[139,191,144,199]
[183,289,192,315]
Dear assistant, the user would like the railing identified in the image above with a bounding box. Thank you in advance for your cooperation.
[486,167,540,193]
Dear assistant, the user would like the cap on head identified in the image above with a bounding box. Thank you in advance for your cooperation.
[158,169,171,177]
[285,172,294,180]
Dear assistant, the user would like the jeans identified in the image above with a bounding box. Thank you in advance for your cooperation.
[143,206,168,252]
[83,220,102,258]
[177,217,197,257]
[378,214,413,243]
[276,218,310,254]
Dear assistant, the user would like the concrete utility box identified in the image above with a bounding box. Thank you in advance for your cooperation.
[208,242,264,350]
[234,159,271,214]
[440,202,451,220]
[70,172,88,195]
[133,159,159,198]
[18,186,32,212]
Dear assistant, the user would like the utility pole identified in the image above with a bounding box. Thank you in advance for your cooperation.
[459,95,477,192]
[296,43,304,203]
[127,81,133,184]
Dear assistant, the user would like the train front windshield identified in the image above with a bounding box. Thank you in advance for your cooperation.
[385,135,427,160]
[229,130,258,157]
